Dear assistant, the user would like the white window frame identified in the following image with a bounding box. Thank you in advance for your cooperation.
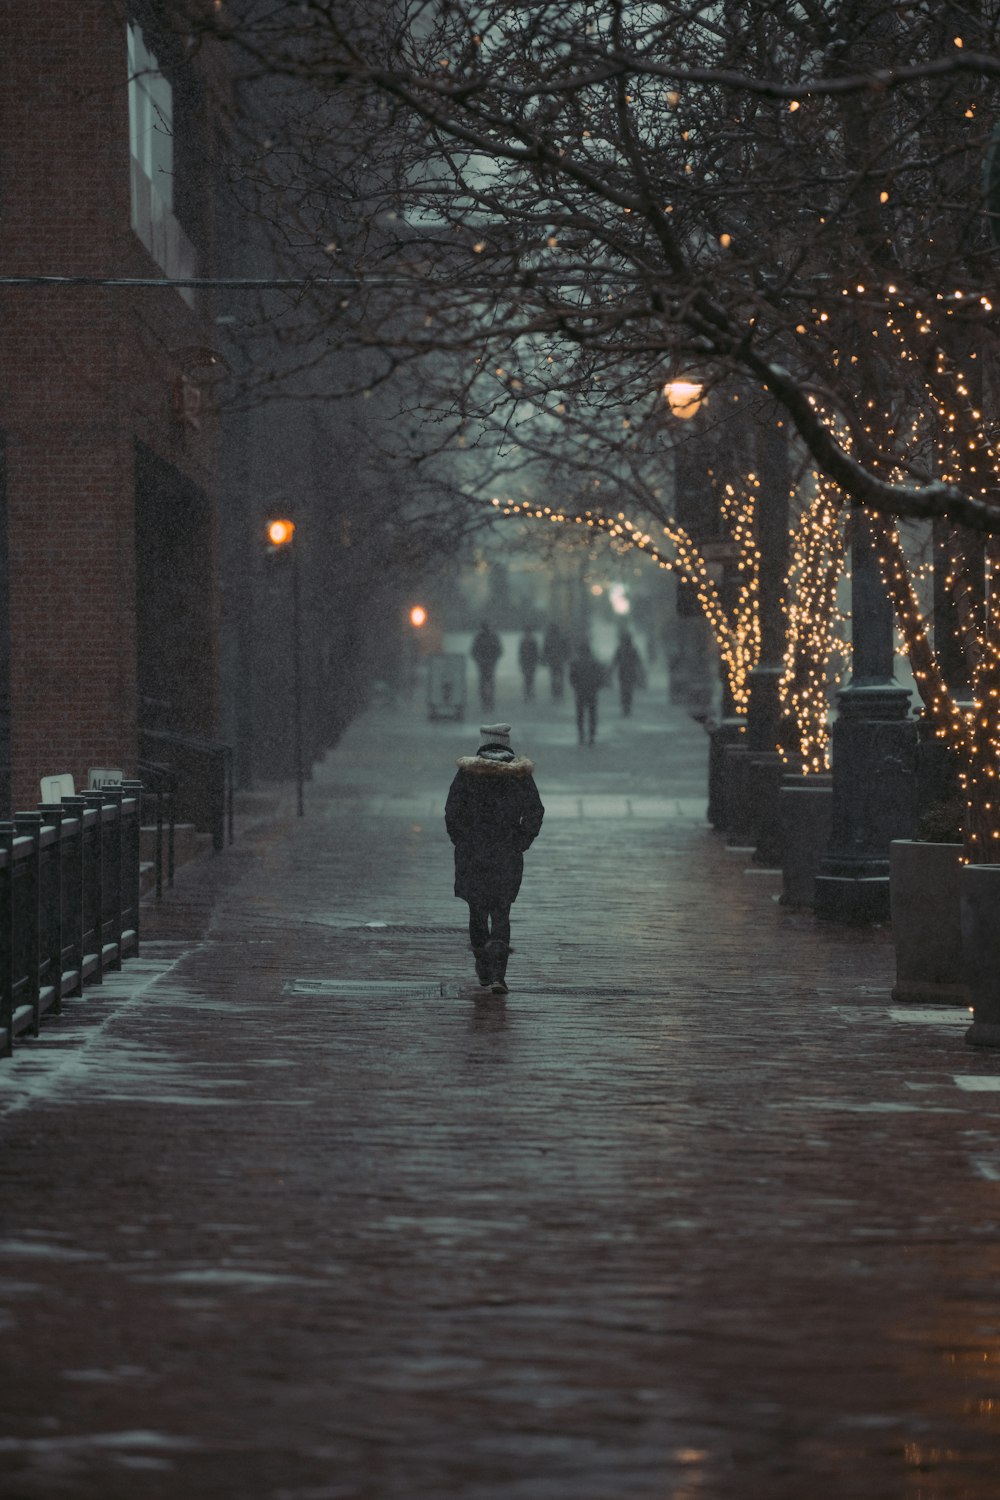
[127,21,195,298]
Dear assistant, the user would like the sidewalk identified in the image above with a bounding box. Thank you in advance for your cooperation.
[2,654,1000,1499]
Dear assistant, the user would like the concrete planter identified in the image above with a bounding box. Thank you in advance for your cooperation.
[748,750,789,867]
[889,840,966,1005]
[963,864,1000,1046]
[723,744,755,847]
[707,718,745,829]
[779,776,833,908]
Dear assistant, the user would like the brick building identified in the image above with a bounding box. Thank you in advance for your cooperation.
[0,0,222,813]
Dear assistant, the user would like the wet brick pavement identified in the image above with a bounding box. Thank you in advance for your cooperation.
[3,653,1000,1499]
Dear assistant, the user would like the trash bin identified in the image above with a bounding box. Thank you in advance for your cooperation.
[427,653,466,721]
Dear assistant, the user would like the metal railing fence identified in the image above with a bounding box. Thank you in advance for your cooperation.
[137,758,177,899]
[0,781,142,1057]
[138,730,233,852]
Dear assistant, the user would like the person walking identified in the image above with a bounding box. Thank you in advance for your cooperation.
[470,621,503,711]
[568,639,606,746]
[518,627,540,702]
[540,621,571,700]
[611,626,644,717]
[445,723,545,994]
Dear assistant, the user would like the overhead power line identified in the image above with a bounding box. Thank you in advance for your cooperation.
[0,274,387,289]
[0,271,639,291]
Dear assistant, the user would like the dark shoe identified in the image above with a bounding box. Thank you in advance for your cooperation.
[485,937,509,990]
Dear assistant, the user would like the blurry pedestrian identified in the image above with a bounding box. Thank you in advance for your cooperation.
[518,627,540,701]
[470,620,503,710]
[445,723,545,994]
[540,621,571,700]
[569,639,607,746]
[611,626,644,717]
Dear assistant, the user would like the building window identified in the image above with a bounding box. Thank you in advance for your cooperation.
[127,20,195,298]
[128,21,174,210]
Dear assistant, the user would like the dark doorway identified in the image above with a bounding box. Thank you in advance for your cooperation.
[0,435,9,815]
[134,441,214,736]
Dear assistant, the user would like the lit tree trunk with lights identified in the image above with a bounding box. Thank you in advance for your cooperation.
[867,517,1000,864]
[956,540,1000,863]
[493,470,848,817]
[779,487,846,777]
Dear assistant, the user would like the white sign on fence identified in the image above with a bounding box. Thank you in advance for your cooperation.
[88,767,124,790]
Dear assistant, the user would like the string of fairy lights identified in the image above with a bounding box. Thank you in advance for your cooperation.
[488,272,1000,851]
[489,491,759,710]
[802,281,1000,858]
[778,482,848,774]
[491,467,850,750]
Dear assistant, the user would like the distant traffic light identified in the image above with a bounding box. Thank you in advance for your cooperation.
[267,517,295,548]
[409,605,428,628]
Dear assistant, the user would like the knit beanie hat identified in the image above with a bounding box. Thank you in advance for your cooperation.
[478,722,512,751]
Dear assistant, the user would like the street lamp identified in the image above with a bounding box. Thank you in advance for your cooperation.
[266,516,304,817]
[268,518,295,548]
[662,373,718,720]
[662,378,705,420]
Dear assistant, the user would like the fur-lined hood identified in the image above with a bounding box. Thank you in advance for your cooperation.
[455,754,535,777]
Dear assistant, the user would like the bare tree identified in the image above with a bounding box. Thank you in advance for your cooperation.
[195,0,1000,532]
[185,0,1000,847]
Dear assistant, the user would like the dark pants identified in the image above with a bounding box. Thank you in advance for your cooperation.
[575,693,597,744]
[468,902,511,951]
[550,665,565,700]
[477,667,497,710]
[620,679,635,715]
[522,668,536,701]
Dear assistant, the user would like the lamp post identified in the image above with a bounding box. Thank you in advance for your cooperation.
[663,378,717,721]
[266,517,304,817]
[739,411,792,862]
[813,512,916,921]
[663,380,791,842]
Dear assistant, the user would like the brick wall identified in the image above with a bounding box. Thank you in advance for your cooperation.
[0,1,219,811]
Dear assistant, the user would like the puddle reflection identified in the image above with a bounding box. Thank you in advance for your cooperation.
[469,994,508,1033]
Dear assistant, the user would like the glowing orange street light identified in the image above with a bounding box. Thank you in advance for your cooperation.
[265,513,303,816]
[267,517,296,547]
[409,605,428,628]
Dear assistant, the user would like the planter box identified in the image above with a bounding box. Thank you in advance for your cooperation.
[779,778,833,908]
[889,839,966,1004]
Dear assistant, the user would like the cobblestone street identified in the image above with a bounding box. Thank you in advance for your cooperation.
[3,649,1000,1499]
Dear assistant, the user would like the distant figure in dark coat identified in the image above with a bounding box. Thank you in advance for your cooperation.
[518,628,540,701]
[445,722,545,994]
[470,621,503,711]
[540,622,571,700]
[611,626,644,717]
[569,640,606,746]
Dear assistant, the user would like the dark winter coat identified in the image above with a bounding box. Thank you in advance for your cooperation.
[569,651,606,700]
[471,627,503,668]
[518,634,540,672]
[445,751,545,906]
[613,636,643,684]
[541,626,571,668]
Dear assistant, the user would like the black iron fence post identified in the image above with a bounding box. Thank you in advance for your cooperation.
[59,796,86,996]
[36,803,65,1017]
[0,787,147,1058]
[0,821,14,1056]
[121,780,143,953]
